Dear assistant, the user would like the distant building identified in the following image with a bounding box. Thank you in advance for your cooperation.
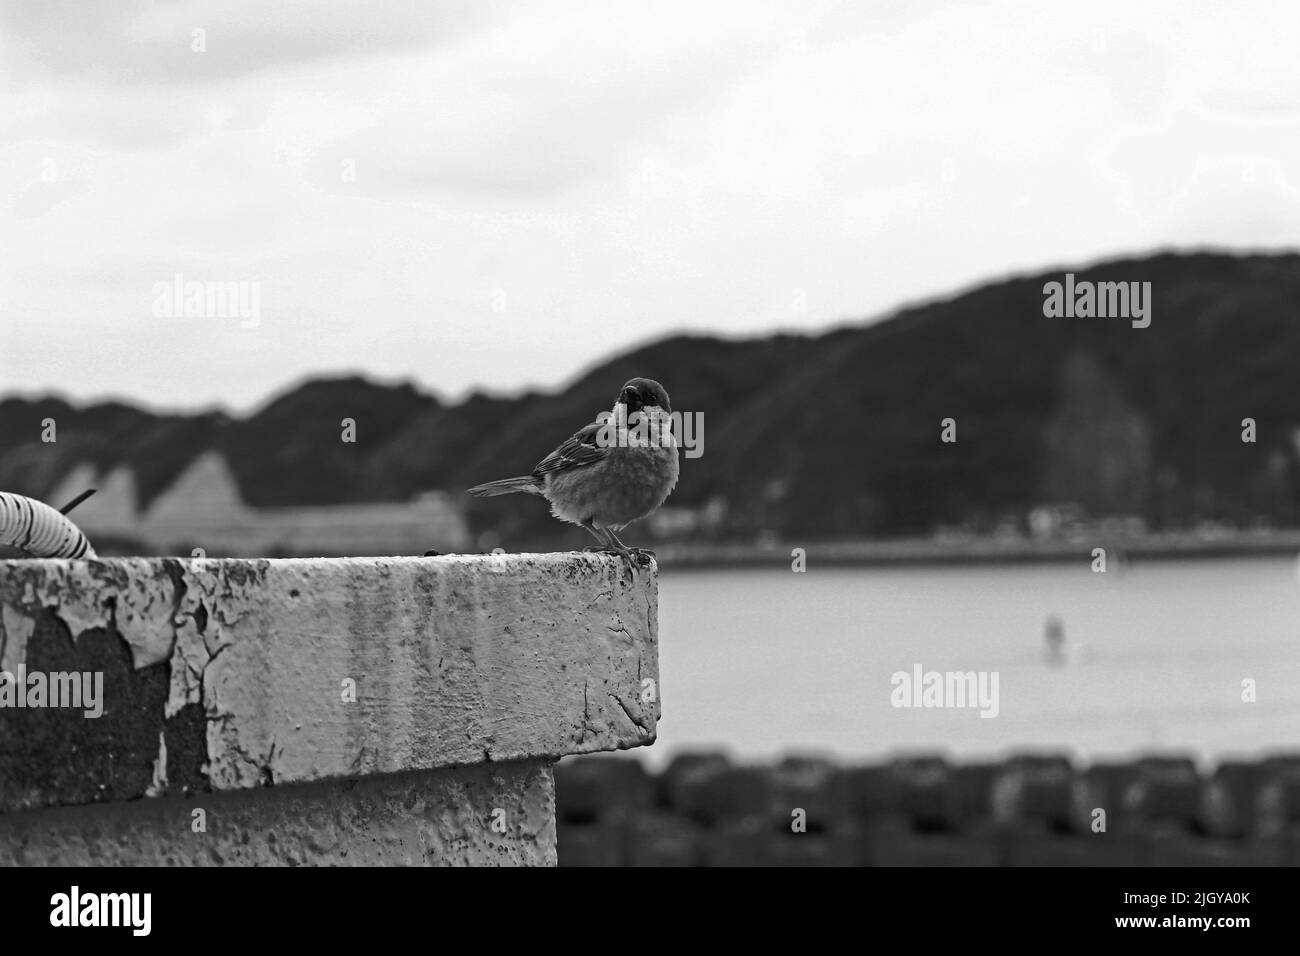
[47,451,471,557]
[647,496,728,538]
[49,463,138,528]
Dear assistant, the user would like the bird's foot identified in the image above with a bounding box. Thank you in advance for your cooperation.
[583,544,650,572]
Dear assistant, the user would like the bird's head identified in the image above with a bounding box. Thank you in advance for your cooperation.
[617,377,671,416]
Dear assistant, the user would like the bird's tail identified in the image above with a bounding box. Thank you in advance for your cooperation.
[465,476,541,497]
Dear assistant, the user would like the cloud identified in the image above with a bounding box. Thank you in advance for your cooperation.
[296,2,809,200]
[0,0,499,86]
[3,0,1299,411]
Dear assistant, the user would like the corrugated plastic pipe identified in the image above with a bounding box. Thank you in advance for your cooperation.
[0,492,97,558]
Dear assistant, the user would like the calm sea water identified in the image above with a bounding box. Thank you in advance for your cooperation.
[653,556,1300,767]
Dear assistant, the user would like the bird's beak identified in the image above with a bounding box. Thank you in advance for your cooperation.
[621,386,641,409]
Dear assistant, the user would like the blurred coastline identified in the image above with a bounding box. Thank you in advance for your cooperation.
[654,526,1300,568]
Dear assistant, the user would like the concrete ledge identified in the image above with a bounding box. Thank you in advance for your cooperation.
[0,554,659,824]
[0,759,556,866]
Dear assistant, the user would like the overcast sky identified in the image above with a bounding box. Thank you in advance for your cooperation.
[3,0,1298,412]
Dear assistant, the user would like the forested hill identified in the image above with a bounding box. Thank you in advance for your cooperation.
[4,250,1299,542]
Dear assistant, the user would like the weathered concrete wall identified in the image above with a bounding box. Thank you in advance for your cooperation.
[0,553,659,866]
[1,760,556,866]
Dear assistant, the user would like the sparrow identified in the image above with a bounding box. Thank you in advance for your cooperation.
[467,377,680,566]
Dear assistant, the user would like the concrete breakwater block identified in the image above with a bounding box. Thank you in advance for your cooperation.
[0,553,660,865]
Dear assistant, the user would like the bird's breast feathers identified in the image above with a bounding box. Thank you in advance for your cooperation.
[544,441,679,529]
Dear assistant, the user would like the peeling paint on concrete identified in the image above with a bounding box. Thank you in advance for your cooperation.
[0,558,185,671]
[0,604,34,673]
[0,553,658,815]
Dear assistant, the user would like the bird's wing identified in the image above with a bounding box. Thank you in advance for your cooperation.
[532,420,608,477]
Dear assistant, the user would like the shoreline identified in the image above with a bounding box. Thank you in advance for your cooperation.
[653,529,1300,569]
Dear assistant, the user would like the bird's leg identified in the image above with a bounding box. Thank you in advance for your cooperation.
[579,524,641,572]
[602,527,657,569]
[605,527,656,564]
[581,524,629,566]
[580,521,608,552]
